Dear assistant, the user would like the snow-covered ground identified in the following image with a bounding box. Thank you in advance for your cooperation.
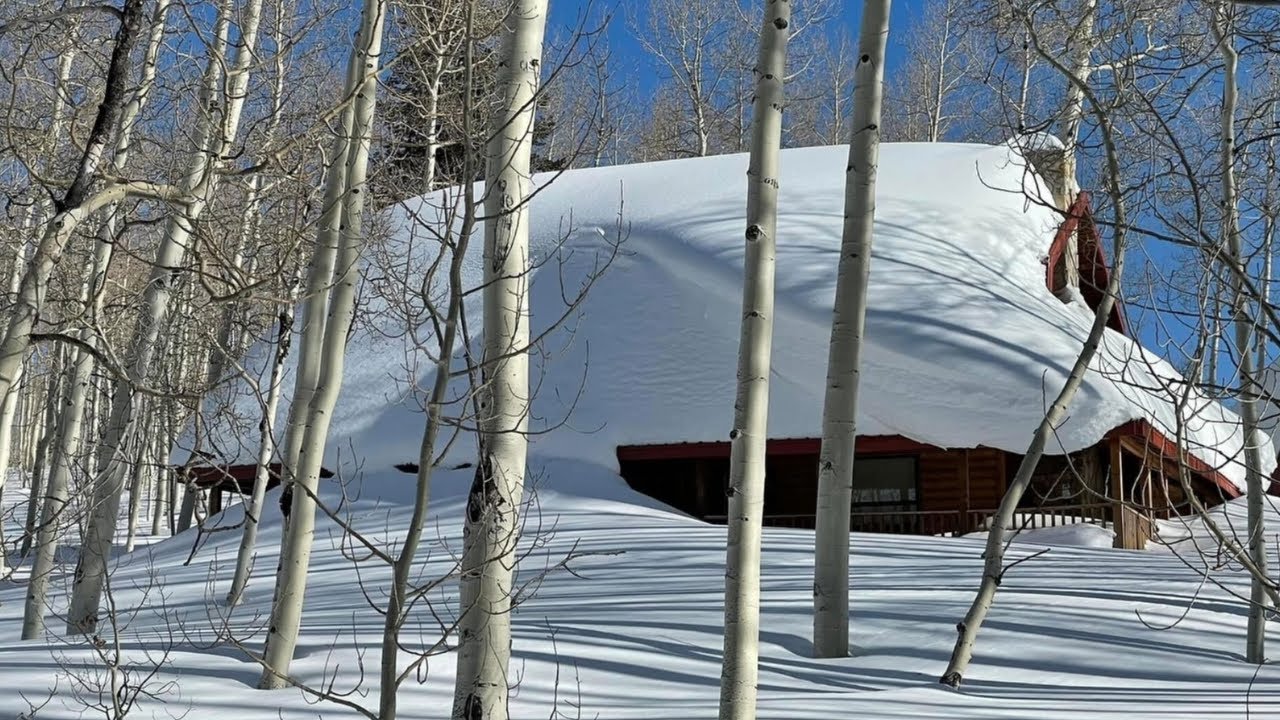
[3,461,1280,719]
[7,142,1274,717]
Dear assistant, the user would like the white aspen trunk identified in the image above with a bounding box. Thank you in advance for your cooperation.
[718,3,790,718]
[68,0,265,635]
[423,53,445,191]
[927,0,952,143]
[123,402,151,553]
[174,296,203,535]
[1216,9,1268,663]
[0,263,24,574]
[939,34,1131,683]
[1016,27,1032,130]
[22,340,96,639]
[150,417,171,537]
[811,0,890,660]
[274,17,368,526]
[693,78,711,157]
[226,301,294,607]
[224,1,292,605]
[451,2,547,717]
[258,0,385,688]
[1058,0,1095,200]
[21,358,63,558]
[12,370,32,477]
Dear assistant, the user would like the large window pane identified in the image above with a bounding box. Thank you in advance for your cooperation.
[852,456,918,511]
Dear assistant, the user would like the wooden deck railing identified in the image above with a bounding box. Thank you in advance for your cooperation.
[706,503,1115,537]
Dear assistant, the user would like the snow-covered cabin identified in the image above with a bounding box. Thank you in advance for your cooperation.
[586,143,1268,550]
[214,142,1268,550]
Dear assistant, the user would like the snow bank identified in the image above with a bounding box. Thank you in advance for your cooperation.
[215,142,1265,489]
[4,464,1280,718]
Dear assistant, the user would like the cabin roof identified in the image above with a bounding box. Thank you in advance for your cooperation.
[216,143,1267,491]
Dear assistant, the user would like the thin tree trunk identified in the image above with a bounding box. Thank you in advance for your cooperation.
[1057,0,1095,196]
[21,355,63,558]
[379,130,476,720]
[1215,8,1268,663]
[0,262,24,574]
[939,27,1130,686]
[451,2,548,718]
[150,416,170,537]
[226,301,294,607]
[811,0,891,660]
[123,402,151,553]
[718,2,790,717]
[22,340,97,639]
[927,0,952,143]
[258,0,385,688]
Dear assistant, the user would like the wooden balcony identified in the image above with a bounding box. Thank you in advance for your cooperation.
[706,502,1116,538]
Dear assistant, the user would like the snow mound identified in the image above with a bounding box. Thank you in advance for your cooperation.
[4,463,1280,718]
[215,142,1264,489]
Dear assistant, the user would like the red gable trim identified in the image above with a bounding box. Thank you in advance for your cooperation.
[1046,192,1129,336]
[616,435,936,463]
[1105,420,1241,499]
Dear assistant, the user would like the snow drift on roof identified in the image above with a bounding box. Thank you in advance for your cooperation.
[214,142,1267,490]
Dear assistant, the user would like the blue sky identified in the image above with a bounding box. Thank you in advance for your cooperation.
[548,0,929,88]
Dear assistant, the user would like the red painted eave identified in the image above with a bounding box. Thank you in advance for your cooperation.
[1105,420,1241,499]
[616,435,938,463]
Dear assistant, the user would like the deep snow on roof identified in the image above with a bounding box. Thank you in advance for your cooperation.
[219,142,1267,489]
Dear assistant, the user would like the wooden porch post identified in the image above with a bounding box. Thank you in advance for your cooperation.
[1109,436,1129,549]
[961,449,972,534]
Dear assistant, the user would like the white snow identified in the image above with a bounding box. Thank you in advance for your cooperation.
[3,465,1280,718]
[212,142,1266,490]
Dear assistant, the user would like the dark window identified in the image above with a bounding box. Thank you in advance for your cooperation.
[852,456,919,512]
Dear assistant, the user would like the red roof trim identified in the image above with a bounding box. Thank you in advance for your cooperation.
[1105,420,1241,499]
[1046,192,1129,336]
[616,435,937,463]
[619,422,1239,500]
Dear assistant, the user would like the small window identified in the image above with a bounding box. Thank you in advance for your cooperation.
[852,456,919,511]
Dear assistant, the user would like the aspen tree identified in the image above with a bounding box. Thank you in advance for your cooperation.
[1212,3,1269,663]
[718,1,790,717]
[812,0,891,659]
[451,1,549,717]
[258,0,386,687]
[939,17,1130,687]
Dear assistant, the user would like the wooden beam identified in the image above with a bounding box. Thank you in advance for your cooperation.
[1110,435,1128,549]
